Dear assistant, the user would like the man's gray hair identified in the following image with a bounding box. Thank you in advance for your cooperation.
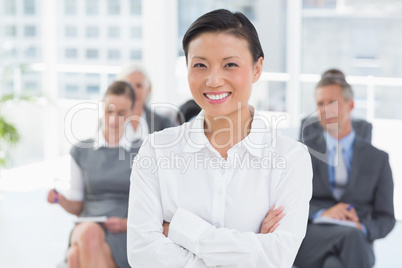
[115,63,151,88]
[315,75,354,101]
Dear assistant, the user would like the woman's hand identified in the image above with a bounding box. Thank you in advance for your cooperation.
[162,221,170,237]
[259,205,285,234]
[103,217,127,233]
[47,189,62,204]
[46,189,83,216]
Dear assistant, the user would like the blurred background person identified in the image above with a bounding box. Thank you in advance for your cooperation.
[294,74,395,268]
[115,64,176,142]
[175,99,201,125]
[299,68,372,143]
[47,81,140,268]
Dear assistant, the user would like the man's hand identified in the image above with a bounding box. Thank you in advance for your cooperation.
[260,205,285,234]
[322,203,359,223]
[103,217,127,233]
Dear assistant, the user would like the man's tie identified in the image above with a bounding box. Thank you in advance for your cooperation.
[333,143,348,200]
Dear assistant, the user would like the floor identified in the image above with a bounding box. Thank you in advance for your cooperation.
[0,187,401,268]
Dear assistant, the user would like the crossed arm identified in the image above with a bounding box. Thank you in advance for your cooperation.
[127,142,313,267]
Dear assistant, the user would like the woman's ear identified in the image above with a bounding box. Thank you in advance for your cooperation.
[252,57,263,83]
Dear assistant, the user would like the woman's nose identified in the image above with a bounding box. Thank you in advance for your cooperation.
[206,68,224,88]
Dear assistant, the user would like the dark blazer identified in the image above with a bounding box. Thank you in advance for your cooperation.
[144,106,176,134]
[303,132,395,242]
[299,116,373,143]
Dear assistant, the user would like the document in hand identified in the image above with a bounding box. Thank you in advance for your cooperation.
[312,216,357,228]
[74,216,108,223]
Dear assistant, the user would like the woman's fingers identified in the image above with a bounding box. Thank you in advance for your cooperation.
[47,190,56,203]
[260,206,285,234]
[268,223,279,233]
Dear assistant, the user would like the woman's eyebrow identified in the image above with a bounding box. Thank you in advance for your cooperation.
[191,56,207,60]
[223,56,239,60]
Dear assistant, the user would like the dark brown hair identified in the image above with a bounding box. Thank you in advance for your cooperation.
[104,81,136,108]
[182,9,264,63]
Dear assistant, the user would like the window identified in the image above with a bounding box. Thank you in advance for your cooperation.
[86,49,99,59]
[130,27,142,39]
[86,0,98,15]
[108,27,120,38]
[65,26,77,37]
[66,85,79,92]
[108,49,121,60]
[85,73,100,81]
[65,48,78,58]
[24,26,36,37]
[5,47,17,58]
[130,0,141,15]
[5,25,17,37]
[108,0,120,15]
[86,26,99,38]
[25,47,37,58]
[65,0,77,15]
[4,81,14,94]
[24,82,38,91]
[24,0,36,15]
[303,0,336,8]
[130,50,142,60]
[4,0,16,15]
[108,74,116,84]
[241,5,255,21]
[86,85,100,93]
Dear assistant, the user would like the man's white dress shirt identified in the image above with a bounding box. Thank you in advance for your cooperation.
[127,110,312,267]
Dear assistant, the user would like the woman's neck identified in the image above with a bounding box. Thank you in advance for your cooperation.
[204,105,252,159]
[103,127,123,147]
[130,104,145,131]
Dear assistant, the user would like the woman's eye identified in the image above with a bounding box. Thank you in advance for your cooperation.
[193,63,206,68]
[224,63,238,68]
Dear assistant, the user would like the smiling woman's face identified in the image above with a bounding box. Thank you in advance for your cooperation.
[103,94,132,134]
[187,32,262,120]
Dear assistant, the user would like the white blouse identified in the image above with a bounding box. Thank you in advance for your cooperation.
[127,110,312,268]
[124,111,149,142]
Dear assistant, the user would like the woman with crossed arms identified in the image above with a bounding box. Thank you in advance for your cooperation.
[127,9,312,267]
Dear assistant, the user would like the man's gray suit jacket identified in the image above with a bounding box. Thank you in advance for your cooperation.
[299,116,373,143]
[303,132,395,242]
[144,106,176,133]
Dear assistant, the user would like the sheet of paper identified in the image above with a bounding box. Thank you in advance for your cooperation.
[313,216,357,228]
[74,216,108,223]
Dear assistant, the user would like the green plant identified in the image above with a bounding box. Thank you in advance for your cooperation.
[0,94,22,167]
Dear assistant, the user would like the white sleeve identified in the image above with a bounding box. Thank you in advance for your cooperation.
[127,138,210,268]
[66,155,85,201]
[168,143,313,268]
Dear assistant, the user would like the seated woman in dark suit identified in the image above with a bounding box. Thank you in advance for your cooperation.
[47,81,140,268]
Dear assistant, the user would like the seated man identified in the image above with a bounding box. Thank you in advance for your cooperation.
[294,74,395,268]
[299,116,372,143]
[299,69,372,143]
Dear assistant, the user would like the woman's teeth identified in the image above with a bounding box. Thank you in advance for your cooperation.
[206,93,230,100]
